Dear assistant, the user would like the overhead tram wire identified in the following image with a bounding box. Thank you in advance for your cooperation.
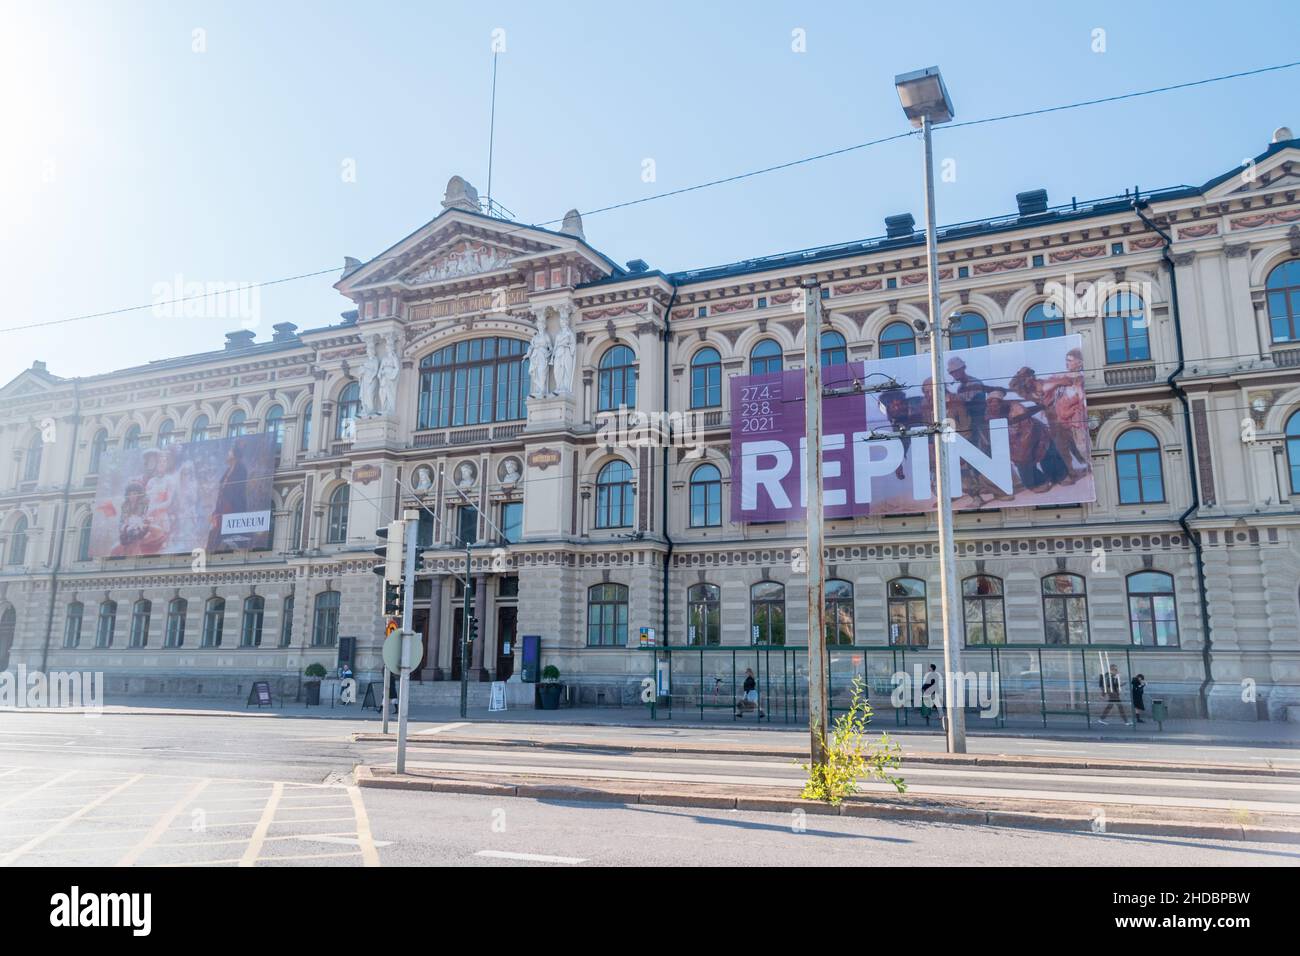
[3,58,1298,338]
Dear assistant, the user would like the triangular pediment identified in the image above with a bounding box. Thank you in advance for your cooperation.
[397,234,539,287]
[1201,143,1299,200]
[0,365,63,400]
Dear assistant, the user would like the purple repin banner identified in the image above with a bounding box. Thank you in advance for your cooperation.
[730,335,1095,522]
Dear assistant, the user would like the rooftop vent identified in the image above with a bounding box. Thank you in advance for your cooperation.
[224,330,257,350]
[271,322,298,343]
[1016,189,1049,217]
[1274,125,1294,144]
[884,213,915,239]
[626,259,649,273]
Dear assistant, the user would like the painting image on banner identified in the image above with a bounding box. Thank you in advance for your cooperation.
[731,334,1095,522]
[88,433,275,557]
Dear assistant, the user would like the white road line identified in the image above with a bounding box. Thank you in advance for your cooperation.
[475,850,586,865]
[117,777,211,867]
[285,834,394,849]
[415,722,471,735]
[239,782,283,867]
[0,769,78,810]
[0,774,144,866]
[346,786,381,867]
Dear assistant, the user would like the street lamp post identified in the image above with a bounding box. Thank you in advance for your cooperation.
[895,66,967,753]
[803,278,828,766]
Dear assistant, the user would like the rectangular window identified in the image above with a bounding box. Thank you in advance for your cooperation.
[501,502,523,544]
[457,506,478,546]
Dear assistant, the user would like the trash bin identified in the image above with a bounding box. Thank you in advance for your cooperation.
[1151,698,1167,728]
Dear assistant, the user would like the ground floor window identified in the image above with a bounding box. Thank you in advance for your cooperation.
[165,598,186,648]
[587,583,629,646]
[202,597,225,648]
[824,579,854,645]
[64,602,84,648]
[313,591,340,647]
[887,578,927,647]
[129,599,151,648]
[279,596,294,647]
[241,596,264,647]
[962,575,1005,645]
[750,581,786,645]
[686,583,720,646]
[96,600,117,648]
[1042,573,1089,644]
[1127,571,1179,646]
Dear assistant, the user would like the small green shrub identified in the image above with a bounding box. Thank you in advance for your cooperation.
[304,663,328,679]
[801,676,906,805]
[541,664,561,682]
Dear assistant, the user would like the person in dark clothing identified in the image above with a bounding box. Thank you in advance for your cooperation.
[206,444,248,553]
[1098,664,1130,725]
[1131,673,1147,723]
[736,667,764,718]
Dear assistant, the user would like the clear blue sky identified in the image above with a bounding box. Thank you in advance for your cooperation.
[2,0,1297,385]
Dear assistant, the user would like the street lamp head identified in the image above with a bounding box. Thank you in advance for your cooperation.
[894,66,955,127]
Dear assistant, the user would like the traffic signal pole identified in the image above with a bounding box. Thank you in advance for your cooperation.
[803,279,829,767]
[395,509,418,774]
[460,540,472,720]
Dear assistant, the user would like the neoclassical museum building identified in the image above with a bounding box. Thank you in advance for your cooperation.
[2,130,1300,721]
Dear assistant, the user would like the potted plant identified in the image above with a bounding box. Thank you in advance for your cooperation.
[303,662,327,706]
[537,664,564,710]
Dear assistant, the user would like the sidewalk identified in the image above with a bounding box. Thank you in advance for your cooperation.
[7,693,1298,747]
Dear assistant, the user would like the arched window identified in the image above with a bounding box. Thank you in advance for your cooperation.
[749,339,783,376]
[123,424,142,450]
[9,515,28,566]
[1265,259,1300,343]
[157,419,176,447]
[0,606,13,672]
[24,432,43,482]
[64,601,84,648]
[1024,301,1066,340]
[96,600,117,648]
[598,345,638,411]
[690,348,722,409]
[820,330,848,367]
[1103,291,1150,363]
[264,405,284,447]
[751,581,786,645]
[879,322,916,359]
[326,485,350,543]
[1042,573,1089,645]
[1115,429,1164,503]
[89,428,109,472]
[1127,571,1178,646]
[417,336,528,429]
[299,402,313,451]
[279,596,295,647]
[887,577,928,647]
[686,583,720,646]
[962,575,1005,645]
[1286,409,1300,495]
[165,598,187,648]
[129,598,151,648]
[949,313,988,351]
[241,595,264,647]
[312,591,340,646]
[227,409,248,438]
[202,597,225,647]
[689,464,722,527]
[190,415,209,443]
[335,383,361,440]
[595,460,634,529]
[825,579,854,646]
[586,583,629,646]
[77,516,93,562]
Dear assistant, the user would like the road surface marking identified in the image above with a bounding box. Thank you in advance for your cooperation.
[285,834,394,849]
[475,850,585,864]
[117,777,211,867]
[0,769,78,810]
[0,773,144,866]
[346,785,381,867]
[415,722,471,735]
[239,782,283,867]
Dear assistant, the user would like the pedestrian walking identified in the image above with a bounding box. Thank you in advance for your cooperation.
[1097,664,1131,725]
[1131,673,1147,724]
[735,668,764,718]
[921,663,946,729]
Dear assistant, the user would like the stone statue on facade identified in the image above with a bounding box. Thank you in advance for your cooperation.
[357,334,382,417]
[377,331,401,415]
[550,305,576,397]
[524,313,552,398]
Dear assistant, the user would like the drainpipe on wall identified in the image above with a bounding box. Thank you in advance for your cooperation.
[40,378,82,673]
[660,288,679,648]
[1133,199,1214,714]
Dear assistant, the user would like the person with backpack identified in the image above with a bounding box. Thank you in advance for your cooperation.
[1098,664,1131,725]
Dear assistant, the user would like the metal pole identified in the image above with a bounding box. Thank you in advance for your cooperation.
[920,114,967,753]
[459,541,472,719]
[803,278,829,765]
[395,510,418,774]
[381,668,391,734]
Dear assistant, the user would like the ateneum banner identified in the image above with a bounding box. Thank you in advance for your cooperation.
[89,432,276,557]
[730,334,1095,522]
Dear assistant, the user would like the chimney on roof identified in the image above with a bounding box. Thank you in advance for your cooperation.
[1274,126,1294,144]
[1016,189,1049,217]
[342,256,363,278]
[626,259,649,274]
[560,209,585,240]
[224,330,257,350]
[31,360,47,373]
[442,175,480,213]
[885,214,915,239]
[272,322,298,343]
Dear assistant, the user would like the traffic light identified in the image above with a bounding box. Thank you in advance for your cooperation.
[466,615,478,644]
[371,519,406,585]
[383,582,403,616]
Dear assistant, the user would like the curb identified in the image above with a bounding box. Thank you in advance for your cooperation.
[351,732,1300,778]
[352,766,1300,844]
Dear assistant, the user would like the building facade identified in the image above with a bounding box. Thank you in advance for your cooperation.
[2,134,1300,720]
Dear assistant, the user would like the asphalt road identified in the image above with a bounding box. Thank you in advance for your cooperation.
[1,710,1297,866]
